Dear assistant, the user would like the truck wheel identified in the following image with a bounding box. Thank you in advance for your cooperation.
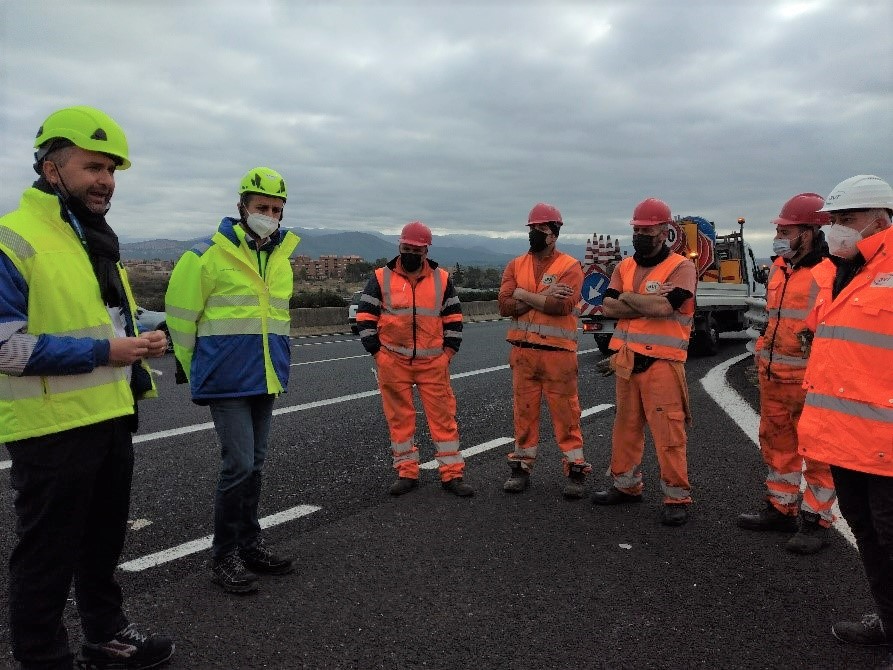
[595,334,612,356]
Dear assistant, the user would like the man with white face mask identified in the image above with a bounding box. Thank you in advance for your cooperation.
[738,193,836,554]
[166,167,300,593]
[796,175,893,657]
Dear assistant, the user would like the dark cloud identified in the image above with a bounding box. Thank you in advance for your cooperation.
[1,1,890,255]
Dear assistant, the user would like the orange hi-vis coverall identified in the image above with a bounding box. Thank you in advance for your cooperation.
[356,257,465,482]
[755,254,836,525]
[498,250,589,475]
[798,229,893,476]
[607,251,696,504]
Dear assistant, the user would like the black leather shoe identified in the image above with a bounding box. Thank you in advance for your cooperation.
[737,502,798,532]
[389,477,419,496]
[211,554,259,594]
[591,487,643,505]
[661,503,689,526]
[442,478,474,497]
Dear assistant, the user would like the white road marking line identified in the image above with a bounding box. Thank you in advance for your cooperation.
[132,349,600,446]
[292,339,355,347]
[700,352,855,548]
[0,460,10,471]
[291,354,368,366]
[420,437,514,470]
[118,504,321,572]
[419,403,613,470]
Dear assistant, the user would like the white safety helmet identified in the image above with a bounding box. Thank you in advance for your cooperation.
[819,175,893,212]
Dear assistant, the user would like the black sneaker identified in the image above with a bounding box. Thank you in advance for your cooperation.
[591,487,643,505]
[832,613,889,646]
[442,477,474,497]
[737,501,798,532]
[79,623,174,669]
[785,511,829,555]
[211,553,259,593]
[240,539,294,575]
[389,477,419,496]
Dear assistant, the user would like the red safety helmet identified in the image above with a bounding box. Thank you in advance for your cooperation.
[527,202,563,226]
[399,220,432,246]
[772,193,831,227]
[630,198,672,226]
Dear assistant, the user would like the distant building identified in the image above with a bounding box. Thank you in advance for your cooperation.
[122,259,174,276]
[292,254,363,279]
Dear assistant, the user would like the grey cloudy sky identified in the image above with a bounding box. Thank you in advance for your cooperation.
[1,0,891,257]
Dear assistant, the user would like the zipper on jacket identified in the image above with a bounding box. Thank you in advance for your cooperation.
[766,266,792,381]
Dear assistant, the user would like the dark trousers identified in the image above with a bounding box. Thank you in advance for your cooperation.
[208,394,274,560]
[7,417,133,669]
[831,465,893,640]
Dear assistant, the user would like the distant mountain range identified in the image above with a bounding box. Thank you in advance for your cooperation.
[120,227,592,268]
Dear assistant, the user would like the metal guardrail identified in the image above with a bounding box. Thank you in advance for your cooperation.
[743,296,767,355]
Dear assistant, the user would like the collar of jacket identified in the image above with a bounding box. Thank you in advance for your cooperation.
[789,246,826,270]
[218,217,283,251]
[385,255,439,277]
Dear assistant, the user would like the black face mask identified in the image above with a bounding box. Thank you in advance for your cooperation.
[632,234,659,256]
[400,252,423,272]
[529,229,549,253]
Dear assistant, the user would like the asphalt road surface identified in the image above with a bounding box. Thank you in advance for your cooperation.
[0,321,885,669]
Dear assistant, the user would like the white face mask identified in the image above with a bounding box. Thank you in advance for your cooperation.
[826,222,871,259]
[245,212,279,240]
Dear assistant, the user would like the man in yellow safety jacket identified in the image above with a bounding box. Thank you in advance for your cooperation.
[797,175,893,653]
[0,107,173,668]
[498,202,591,498]
[356,220,473,497]
[738,193,836,555]
[166,167,300,594]
[591,197,697,526]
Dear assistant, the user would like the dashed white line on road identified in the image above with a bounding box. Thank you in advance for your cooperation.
[118,504,322,572]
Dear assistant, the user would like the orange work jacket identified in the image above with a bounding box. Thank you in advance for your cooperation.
[798,227,893,476]
[505,252,579,352]
[374,264,460,360]
[756,256,821,383]
[608,254,694,362]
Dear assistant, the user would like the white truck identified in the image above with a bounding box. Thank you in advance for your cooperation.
[576,216,767,356]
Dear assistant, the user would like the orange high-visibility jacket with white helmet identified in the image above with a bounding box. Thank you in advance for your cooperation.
[357,259,463,359]
[756,256,822,383]
[608,254,695,361]
[797,226,893,476]
[505,252,579,352]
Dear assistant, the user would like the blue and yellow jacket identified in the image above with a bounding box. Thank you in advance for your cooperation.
[165,218,299,401]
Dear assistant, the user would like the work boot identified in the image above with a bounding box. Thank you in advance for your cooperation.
[79,622,174,669]
[562,463,587,500]
[736,501,798,532]
[240,539,294,575]
[832,613,889,646]
[210,554,259,594]
[503,461,530,493]
[442,478,474,497]
[388,477,419,496]
[661,503,689,526]
[785,510,829,555]
[591,486,643,505]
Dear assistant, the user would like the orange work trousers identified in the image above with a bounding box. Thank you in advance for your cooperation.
[610,359,691,504]
[507,346,587,474]
[376,349,464,482]
[758,375,836,525]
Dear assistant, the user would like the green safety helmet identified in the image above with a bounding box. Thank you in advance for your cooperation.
[34,106,131,170]
[239,167,287,202]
